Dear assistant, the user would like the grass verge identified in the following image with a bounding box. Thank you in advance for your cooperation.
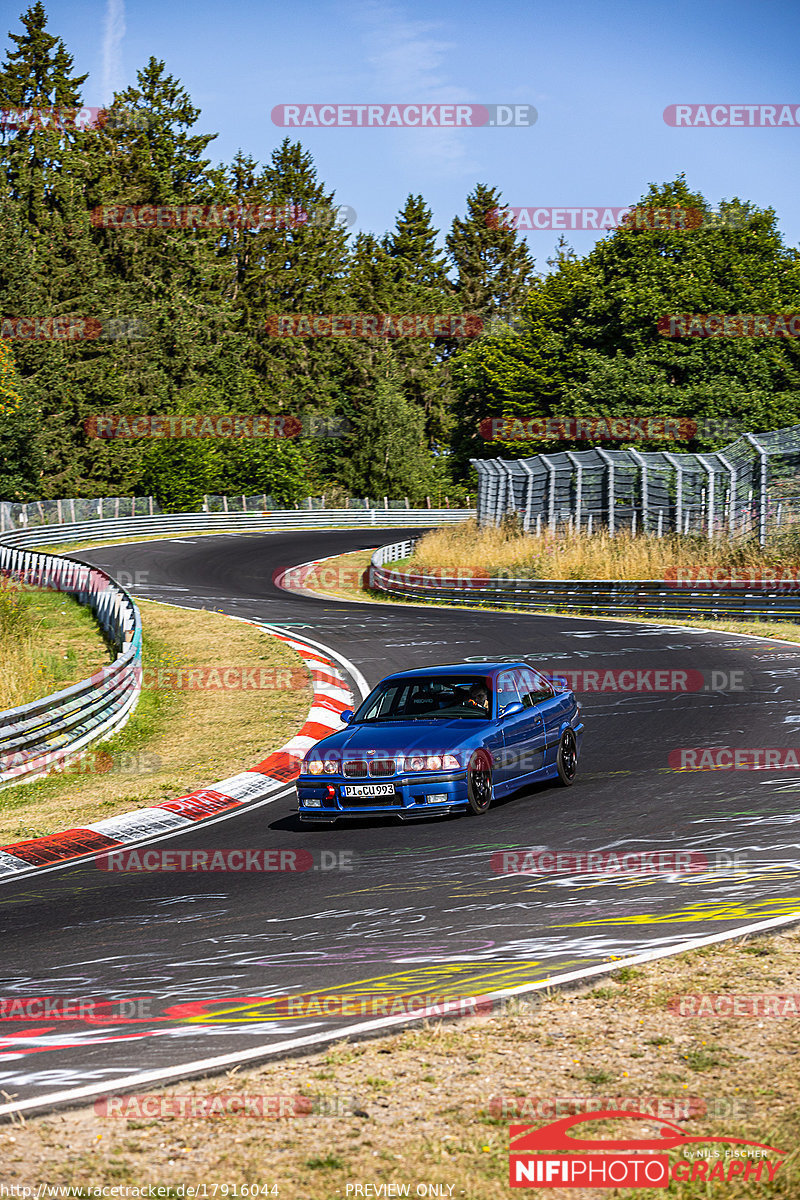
[408,520,800,581]
[0,581,110,711]
[2,925,799,1196]
[0,599,312,844]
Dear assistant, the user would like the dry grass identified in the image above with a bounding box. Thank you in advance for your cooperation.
[0,599,312,844]
[0,580,110,712]
[2,926,799,1196]
[406,520,800,581]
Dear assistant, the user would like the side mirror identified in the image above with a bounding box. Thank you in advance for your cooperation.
[339,709,354,724]
[501,701,524,718]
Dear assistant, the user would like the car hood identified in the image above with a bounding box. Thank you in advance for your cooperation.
[311,720,486,758]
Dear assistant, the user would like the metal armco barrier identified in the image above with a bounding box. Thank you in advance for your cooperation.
[0,544,142,788]
[0,508,473,549]
[368,539,800,620]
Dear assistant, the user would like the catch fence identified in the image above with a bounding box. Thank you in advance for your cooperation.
[472,424,800,543]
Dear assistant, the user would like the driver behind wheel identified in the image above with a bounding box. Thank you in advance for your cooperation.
[466,682,489,712]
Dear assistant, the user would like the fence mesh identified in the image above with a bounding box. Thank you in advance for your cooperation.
[472,424,800,542]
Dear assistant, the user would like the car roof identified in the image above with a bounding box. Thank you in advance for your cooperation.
[379,662,529,683]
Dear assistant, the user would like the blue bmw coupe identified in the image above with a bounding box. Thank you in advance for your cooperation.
[296,661,584,821]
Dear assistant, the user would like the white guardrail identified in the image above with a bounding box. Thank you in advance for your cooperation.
[0,508,473,548]
[368,538,800,621]
[0,544,142,788]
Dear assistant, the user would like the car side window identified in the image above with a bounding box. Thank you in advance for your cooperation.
[496,670,523,715]
[518,666,555,706]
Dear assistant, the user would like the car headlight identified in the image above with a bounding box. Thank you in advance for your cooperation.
[323,759,339,774]
[405,754,461,772]
[306,759,324,775]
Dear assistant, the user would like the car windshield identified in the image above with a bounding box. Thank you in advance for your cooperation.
[352,676,493,722]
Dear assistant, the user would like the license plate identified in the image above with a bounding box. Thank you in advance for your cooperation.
[342,783,396,798]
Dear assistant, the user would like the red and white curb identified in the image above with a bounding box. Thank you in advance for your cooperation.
[0,625,360,879]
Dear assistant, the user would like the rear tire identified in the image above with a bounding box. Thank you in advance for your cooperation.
[555,728,578,786]
[466,751,493,815]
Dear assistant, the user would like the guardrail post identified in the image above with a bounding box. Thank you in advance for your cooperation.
[540,455,557,531]
[716,451,737,536]
[745,433,769,545]
[697,454,716,538]
[519,461,536,532]
[596,448,615,536]
[663,452,682,536]
[629,449,648,534]
[566,452,582,533]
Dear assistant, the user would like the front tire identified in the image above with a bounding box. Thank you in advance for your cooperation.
[466,751,493,815]
[555,728,578,786]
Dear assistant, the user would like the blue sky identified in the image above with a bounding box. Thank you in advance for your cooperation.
[11,0,799,270]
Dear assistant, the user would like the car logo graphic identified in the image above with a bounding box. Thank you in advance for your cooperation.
[510,1111,785,1155]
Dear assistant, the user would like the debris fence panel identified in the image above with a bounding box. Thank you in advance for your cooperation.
[472,423,800,543]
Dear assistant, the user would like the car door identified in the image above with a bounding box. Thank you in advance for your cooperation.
[496,668,546,789]
[523,667,574,765]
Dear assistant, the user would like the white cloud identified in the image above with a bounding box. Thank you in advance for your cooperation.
[102,0,126,104]
[351,0,479,178]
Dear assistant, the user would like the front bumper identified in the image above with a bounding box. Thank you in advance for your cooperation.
[296,771,468,819]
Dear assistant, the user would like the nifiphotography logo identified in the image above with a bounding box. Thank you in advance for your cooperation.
[508,1111,785,1188]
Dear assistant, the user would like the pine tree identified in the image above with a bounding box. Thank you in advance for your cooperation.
[343,355,436,501]
[377,195,455,440]
[446,183,535,324]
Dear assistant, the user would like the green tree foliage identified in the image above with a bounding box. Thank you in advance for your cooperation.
[455,176,800,472]
[0,336,41,497]
[446,183,535,324]
[343,356,436,501]
[1,7,798,507]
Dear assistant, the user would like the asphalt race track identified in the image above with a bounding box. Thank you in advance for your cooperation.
[2,529,800,1116]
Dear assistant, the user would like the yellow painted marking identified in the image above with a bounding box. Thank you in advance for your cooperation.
[178,961,556,1023]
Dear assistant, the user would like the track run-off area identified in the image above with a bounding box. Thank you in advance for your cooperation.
[2,527,800,1118]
